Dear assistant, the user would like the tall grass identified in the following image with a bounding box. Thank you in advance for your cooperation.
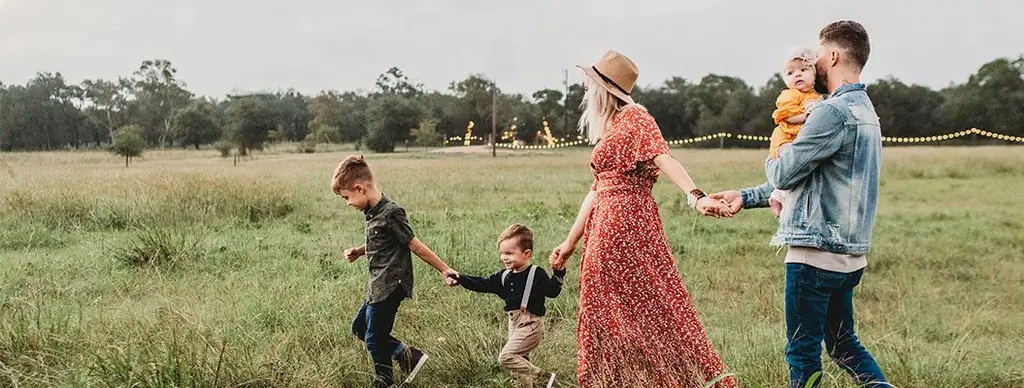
[0,146,1021,387]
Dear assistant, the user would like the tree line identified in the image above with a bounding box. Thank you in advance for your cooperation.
[1,56,1022,156]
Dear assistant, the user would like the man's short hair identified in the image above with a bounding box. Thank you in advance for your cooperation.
[819,20,870,70]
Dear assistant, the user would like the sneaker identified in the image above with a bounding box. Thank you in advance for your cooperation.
[545,372,556,388]
[398,347,429,384]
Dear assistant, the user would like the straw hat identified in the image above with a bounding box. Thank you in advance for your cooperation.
[578,50,638,105]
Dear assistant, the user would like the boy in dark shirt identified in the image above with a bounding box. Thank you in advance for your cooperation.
[332,155,459,388]
[449,223,565,388]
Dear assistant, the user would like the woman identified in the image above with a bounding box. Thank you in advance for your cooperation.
[549,50,738,388]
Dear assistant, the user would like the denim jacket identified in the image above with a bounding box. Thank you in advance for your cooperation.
[741,83,881,255]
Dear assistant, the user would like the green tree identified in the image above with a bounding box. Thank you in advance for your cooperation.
[308,91,344,143]
[410,118,442,148]
[868,76,945,141]
[81,77,133,144]
[274,89,312,141]
[225,95,276,156]
[172,100,221,149]
[132,59,192,147]
[375,67,423,98]
[365,95,422,153]
[111,125,145,167]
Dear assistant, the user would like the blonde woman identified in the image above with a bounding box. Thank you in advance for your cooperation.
[549,51,737,388]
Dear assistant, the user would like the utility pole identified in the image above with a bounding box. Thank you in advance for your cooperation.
[563,69,570,140]
[0,92,4,158]
[491,81,497,158]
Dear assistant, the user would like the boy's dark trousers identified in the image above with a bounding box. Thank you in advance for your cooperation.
[352,288,408,387]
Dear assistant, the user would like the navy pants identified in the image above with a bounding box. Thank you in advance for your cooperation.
[785,263,887,387]
[352,288,408,387]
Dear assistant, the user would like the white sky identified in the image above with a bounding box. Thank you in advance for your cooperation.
[1,0,1020,97]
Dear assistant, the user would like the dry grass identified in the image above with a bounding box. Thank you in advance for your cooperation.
[0,145,1022,387]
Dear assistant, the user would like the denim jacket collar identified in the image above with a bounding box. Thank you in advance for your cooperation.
[830,83,866,98]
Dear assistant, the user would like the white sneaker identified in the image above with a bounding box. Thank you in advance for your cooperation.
[400,347,429,384]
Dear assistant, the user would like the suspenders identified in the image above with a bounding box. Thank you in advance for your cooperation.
[501,265,538,311]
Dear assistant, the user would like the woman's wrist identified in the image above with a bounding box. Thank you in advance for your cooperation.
[687,188,707,209]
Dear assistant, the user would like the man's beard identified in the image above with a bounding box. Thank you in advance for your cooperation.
[814,70,829,95]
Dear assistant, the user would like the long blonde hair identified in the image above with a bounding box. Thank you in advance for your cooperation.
[577,76,630,144]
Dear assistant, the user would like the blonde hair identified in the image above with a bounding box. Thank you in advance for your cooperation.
[577,76,629,144]
[331,155,374,194]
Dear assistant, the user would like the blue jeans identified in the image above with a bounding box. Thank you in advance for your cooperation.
[785,263,887,388]
[352,288,408,387]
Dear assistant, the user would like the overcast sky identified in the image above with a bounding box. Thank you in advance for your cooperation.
[1,0,1020,97]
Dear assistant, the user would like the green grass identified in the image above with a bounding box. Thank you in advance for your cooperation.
[1,146,1022,387]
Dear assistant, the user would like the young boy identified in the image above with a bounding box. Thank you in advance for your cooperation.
[448,223,565,388]
[769,47,824,217]
[332,155,459,388]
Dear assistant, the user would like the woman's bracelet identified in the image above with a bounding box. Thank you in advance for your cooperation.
[686,188,707,209]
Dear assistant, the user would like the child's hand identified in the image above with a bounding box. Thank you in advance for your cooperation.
[442,268,459,286]
[343,247,363,263]
[551,260,565,271]
[769,198,783,218]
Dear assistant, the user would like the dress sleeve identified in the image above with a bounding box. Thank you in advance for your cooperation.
[623,105,670,165]
[772,89,804,125]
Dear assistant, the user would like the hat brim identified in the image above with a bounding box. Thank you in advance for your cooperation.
[577,65,635,105]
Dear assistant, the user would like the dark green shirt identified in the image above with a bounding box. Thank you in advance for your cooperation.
[363,195,416,304]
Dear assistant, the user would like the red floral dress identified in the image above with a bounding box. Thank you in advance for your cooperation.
[577,104,736,388]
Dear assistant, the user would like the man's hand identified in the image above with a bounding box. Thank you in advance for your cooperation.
[709,190,743,215]
[343,246,365,263]
[696,196,733,218]
[442,268,459,286]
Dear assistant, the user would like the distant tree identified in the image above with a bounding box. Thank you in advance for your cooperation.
[172,101,221,149]
[225,95,276,156]
[365,95,422,153]
[410,118,442,148]
[111,125,145,167]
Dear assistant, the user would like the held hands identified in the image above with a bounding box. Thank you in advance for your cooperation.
[548,240,575,271]
[442,268,460,287]
[695,196,734,218]
[708,190,744,216]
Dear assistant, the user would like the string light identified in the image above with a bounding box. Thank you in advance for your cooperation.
[462,121,475,146]
[541,118,556,146]
[876,128,1024,143]
[451,127,1024,149]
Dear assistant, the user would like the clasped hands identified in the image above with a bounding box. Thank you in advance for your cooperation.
[700,190,744,218]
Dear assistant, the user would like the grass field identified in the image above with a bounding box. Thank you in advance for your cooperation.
[1,145,1022,388]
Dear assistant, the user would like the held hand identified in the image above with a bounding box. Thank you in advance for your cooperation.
[442,268,459,286]
[709,190,743,215]
[769,198,783,218]
[696,196,733,218]
[549,240,576,271]
[343,247,363,263]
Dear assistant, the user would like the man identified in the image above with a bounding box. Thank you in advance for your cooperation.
[711,20,888,388]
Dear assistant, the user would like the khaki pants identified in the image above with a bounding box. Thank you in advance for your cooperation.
[498,310,548,387]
